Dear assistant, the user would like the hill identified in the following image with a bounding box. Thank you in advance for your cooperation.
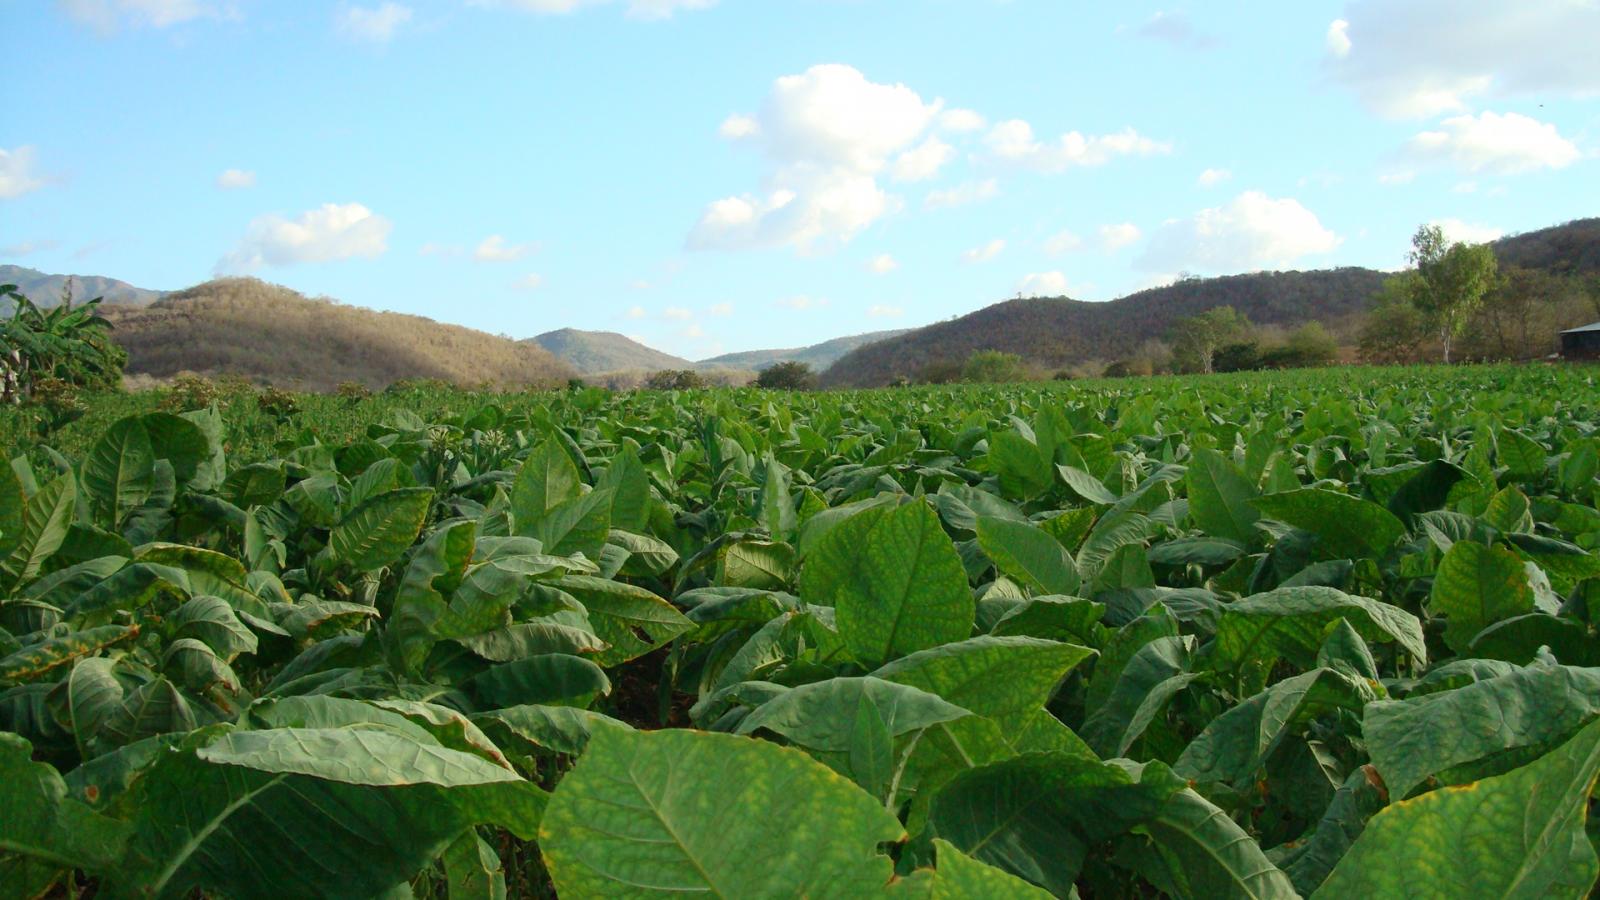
[700,328,912,372]
[104,278,575,391]
[1490,217,1600,277]
[0,264,164,310]
[822,219,1600,387]
[821,268,1387,387]
[527,329,693,375]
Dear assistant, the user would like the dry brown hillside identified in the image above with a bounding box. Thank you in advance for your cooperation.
[104,278,576,392]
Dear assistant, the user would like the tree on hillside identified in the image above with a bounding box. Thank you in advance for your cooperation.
[1171,306,1250,374]
[644,369,705,390]
[1282,321,1339,367]
[1406,224,1498,364]
[754,361,816,390]
[962,350,1027,383]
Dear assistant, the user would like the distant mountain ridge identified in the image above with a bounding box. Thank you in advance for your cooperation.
[821,218,1600,387]
[0,264,165,309]
[699,329,912,372]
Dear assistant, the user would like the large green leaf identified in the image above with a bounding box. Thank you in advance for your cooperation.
[1081,635,1198,758]
[976,516,1081,595]
[736,676,970,751]
[801,502,974,667]
[81,415,155,530]
[196,727,522,786]
[540,728,904,898]
[510,439,580,525]
[1128,785,1299,900]
[0,732,131,893]
[1315,716,1600,900]
[553,575,694,667]
[1363,664,1600,799]
[4,472,77,586]
[328,487,434,573]
[873,635,1094,724]
[1186,448,1260,545]
[1428,539,1536,654]
[1251,488,1405,558]
[891,839,1054,898]
[0,623,140,685]
[1211,587,1426,687]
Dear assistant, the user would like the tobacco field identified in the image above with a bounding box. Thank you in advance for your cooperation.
[2,364,1600,899]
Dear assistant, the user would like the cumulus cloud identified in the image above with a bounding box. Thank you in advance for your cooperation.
[924,179,998,211]
[1134,11,1217,49]
[663,306,693,320]
[962,239,1006,264]
[867,305,904,318]
[775,295,829,310]
[984,119,1170,171]
[1406,111,1580,175]
[58,0,226,32]
[1099,223,1142,251]
[690,64,941,253]
[474,234,537,262]
[1017,271,1071,296]
[468,0,716,20]
[0,146,46,200]
[706,302,733,316]
[1197,167,1231,187]
[1326,0,1600,117]
[625,305,647,319]
[938,108,987,133]
[513,273,545,290]
[215,168,255,189]
[1044,230,1083,255]
[867,253,898,273]
[891,137,955,182]
[217,202,391,273]
[1137,191,1341,273]
[1431,218,1504,244]
[336,2,412,42]
[1325,19,1351,58]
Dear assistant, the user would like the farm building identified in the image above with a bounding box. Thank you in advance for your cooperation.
[1562,322,1600,360]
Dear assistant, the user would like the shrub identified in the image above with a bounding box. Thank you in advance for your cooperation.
[644,369,706,390]
[755,362,817,391]
[962,350,1027,384]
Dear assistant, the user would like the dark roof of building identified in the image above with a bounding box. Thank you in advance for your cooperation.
[1562,321,1600,335]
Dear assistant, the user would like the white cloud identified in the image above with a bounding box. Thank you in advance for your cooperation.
[0,239,58,257]
[682,323,705,338]
[1327,1,1600,117]
[1452,181,1478,194]
[1017,271,1071,296]
[891,137,954,182]
[663,306,693,320]
[217,202,391,273]
[215,168,255,189]
[924,178,998,211]
[1197,167,1231,187]
[513,273,545,290]
[775,295,829,311]
[984,119,1170,171]
[962,239,1006,264]
[719,114,759,139]
[690,64,940,253]
[1431,218,1504,244]
[58,0,224,31]
[625,305,647,319]
[867,305,904,318]
[1377,171,1416,185]
[1137,191,1341,273]
[867,253,898,273]
[706,302,733,316]
[474,234,537,262]
[0,146,46,200]
[1406,111,1580,175]
[1134,11,1217,49]
[336,3,412,42]
[468,0,716,20]
[1044,230,1083,255]
[938,108,987,133]
[1099,223,1142,251]
[1325,19,1351,58]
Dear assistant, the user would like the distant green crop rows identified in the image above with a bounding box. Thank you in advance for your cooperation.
[2,363,1599,898]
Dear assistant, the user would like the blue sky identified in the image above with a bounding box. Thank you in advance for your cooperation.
[2,1,1596,359]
